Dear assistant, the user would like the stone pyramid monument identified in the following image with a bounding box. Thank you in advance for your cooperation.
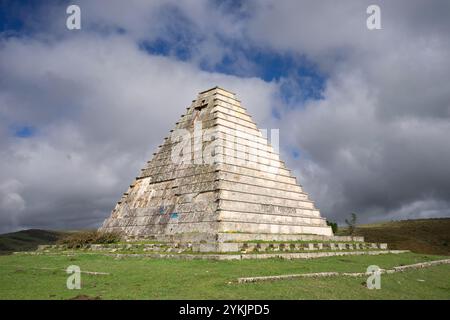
[100,87,333,244]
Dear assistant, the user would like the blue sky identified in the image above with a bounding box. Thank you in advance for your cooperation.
[12,125,36,138]
[1,0,450,233]
[143,37,327,102]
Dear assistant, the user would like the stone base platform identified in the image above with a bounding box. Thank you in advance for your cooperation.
[123,232,365,244]
[36,236,394,260]
[140,250,408,261]
[195,240,386,253]
[34,243,408,260]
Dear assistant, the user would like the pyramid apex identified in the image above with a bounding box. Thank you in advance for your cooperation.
[198,86,236,96]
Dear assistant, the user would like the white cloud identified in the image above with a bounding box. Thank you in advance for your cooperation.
[0,179,26,231]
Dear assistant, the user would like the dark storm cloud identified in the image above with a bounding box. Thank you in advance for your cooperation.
[262,1,450,223]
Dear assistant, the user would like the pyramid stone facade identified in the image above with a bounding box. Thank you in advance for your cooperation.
[100,87,333,241]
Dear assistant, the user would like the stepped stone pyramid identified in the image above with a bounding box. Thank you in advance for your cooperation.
[100,87,333,243]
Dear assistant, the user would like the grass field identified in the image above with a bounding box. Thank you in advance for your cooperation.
[1,219,449,299]
[1,252,449,299]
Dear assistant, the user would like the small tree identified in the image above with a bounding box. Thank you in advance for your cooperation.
[345,213,358,235]
[326,220,338,234]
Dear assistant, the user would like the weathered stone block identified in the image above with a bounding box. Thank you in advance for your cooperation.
[257,243,269,251]
[198,243,217,252]
[218,243,239,252]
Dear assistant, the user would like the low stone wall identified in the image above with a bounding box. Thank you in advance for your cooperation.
[37,240,388,254]
[195,241,385,253]
[105,249,409,261]
[237,258,450,283]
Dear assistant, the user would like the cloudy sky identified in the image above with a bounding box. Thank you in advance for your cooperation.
[1,0,449,233]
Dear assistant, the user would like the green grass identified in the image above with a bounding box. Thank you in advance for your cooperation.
[1,219,449,299]
[0,252,449,299]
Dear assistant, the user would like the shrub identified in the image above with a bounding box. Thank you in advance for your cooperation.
[58,230,122,248]
[326,220,338,234]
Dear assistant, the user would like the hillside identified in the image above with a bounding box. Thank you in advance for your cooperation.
[338,218,450,255]
[0,229,66,255]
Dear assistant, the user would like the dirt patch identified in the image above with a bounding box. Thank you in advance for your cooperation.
[68,294,102,300]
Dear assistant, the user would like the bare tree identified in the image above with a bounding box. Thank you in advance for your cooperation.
[345,213,358,235]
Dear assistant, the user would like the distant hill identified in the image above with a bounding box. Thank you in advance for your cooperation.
[338,218,450,255]
[0,229,67,255]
